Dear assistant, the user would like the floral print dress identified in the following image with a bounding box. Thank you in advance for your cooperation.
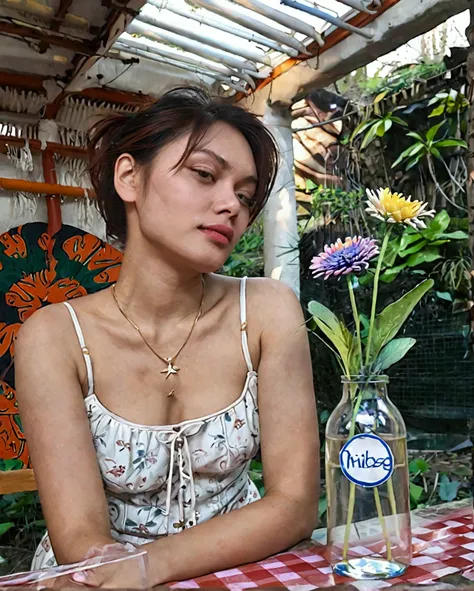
[32,277,260,569]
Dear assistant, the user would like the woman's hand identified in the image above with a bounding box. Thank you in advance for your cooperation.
[70,543,149,589]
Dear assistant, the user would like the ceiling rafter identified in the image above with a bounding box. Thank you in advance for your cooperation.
[0,21,94,55]
[50,0,75,32]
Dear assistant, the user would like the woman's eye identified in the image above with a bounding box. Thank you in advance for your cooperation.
[238,194,253,208]
[195,169,214,181]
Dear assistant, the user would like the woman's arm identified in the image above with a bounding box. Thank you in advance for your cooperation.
[144,278,320,585]
[15,306,116,563]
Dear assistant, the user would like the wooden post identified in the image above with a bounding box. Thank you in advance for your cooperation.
[466,3,474,339]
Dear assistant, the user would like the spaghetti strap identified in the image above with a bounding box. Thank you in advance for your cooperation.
[63,302,94,397]
[239,277,253,372]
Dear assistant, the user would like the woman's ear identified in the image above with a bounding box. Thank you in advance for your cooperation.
[114,154,139,204]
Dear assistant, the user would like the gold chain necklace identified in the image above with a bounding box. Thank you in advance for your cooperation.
[111,278,205,396]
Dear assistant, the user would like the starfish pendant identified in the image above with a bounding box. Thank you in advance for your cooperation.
[161,358,180,379]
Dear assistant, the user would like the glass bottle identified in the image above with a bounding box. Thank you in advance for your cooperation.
[325,375,411,580]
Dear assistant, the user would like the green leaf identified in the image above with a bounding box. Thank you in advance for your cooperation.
[374,90,389,104]
[361,123,380,149]
[352,119,377,140]
[369,279,434,362]
[439,476,461,502]
[390,116,408,127]
[318,494,328,519]
[406,247,442,267]
[422,211,450,238]
[428,104,446,118]
[409,458,430,474]
[399,239,428,258]
[308,301,341,334]
[400,231,423,251]
[407,131,425,142]
[426,121,445,142]
[452,465,471,477]
[383,119,393,133]
[308,301,352,373]
[392,143,424,169]
[319,410,330,424]
[0,522,14,538]
[409,482,424,504]
[436,291,453,302]
[406,154,424,170]
[434,139,468,149]
[372,338,416,372]
[437,231,469,240]
[430,147,442,159]
[380,264,407,283]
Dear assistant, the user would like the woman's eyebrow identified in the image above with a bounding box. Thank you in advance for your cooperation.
[194,149,258,185]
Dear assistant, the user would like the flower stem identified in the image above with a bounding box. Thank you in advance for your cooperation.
[387,477,400,540]
[342,383,364,560]
[365,226,392,367]
[374,487,392,561]
[346,276,362,372]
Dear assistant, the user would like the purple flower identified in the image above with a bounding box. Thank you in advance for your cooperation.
[310,236,379,280]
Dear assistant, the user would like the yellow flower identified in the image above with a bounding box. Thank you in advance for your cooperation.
[366,188,435,229]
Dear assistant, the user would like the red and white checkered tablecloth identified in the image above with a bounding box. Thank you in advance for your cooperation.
[171,505,474,590]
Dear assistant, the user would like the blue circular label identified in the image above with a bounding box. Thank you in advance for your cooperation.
[339,433,394,488]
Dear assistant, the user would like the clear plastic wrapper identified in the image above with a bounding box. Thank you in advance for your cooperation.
[0,546,149,589]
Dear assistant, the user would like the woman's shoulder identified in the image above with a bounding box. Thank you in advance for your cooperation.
[211,274,301,326]
[17,291,106,351]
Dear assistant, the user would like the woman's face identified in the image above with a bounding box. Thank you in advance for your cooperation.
[117,122,259,273]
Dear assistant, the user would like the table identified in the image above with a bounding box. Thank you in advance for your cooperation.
[171,500,474,590]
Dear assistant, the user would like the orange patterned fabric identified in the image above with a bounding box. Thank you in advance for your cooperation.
[0,223,123,469]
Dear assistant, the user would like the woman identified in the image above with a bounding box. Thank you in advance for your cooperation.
[15,87,319,587]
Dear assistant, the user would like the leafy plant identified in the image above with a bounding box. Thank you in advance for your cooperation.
[351,112,407,150]
[428,89,469,119]
[392,121,467,171]
[360,211,469,285]
[308,188,436,376]
[308,183,364,226]
[221,223,264,278]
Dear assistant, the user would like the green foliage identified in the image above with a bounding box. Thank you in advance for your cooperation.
[249,460,264,497]
[372,338,416,373]
[221,224,264,278]
[351,112,407,150]
[308,279,433,376]
[368,279,434,365]
[391,121,467,170]
[360,212,469,286]
[407,456,469,510]
[428,89,469,118]
[308,183,364,225]
[341,62,447,98]
[438,474,461,502]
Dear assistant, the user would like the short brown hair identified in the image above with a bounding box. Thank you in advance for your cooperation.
[88,86,278,245]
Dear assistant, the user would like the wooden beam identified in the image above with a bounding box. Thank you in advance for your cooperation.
[0,469,36,495]
[239,0,469,114]
[0,71,45,92]
[0,136,87,160]
[51,0,75,31]
[0,177,94,199]
[234,0,403,104]
[0,22,94,56]
[64,0,148,92]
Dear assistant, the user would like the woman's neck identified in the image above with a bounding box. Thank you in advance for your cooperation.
[113,247,205,327]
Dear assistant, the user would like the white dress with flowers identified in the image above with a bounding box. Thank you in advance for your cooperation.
[31,277,260,569]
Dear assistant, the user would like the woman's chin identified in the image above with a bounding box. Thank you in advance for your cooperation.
[191,254,229,275]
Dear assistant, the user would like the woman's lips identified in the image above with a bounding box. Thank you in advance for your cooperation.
[200,225,234,246]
